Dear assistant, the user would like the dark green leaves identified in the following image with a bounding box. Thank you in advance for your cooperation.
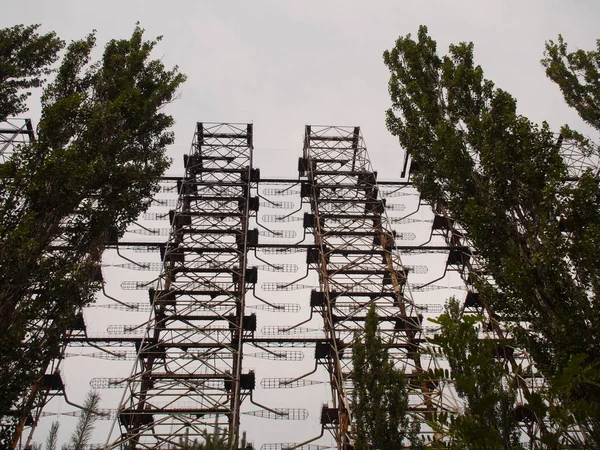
[0,24,185,445]
[0,24,64,121]
[384,26,600,447]
[429,299,519,449]
[351,305,416,450]
[543,35,600,131]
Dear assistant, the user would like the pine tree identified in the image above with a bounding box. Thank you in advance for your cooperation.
[66,391,101,450]
[44,421,59,450]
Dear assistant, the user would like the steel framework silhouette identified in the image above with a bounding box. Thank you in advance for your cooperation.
[5,117,599,449]
[14,122,472,449]
[90,123,450,449]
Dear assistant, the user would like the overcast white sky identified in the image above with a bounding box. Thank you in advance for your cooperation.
[3,1,600,447]
[3,0,600,179]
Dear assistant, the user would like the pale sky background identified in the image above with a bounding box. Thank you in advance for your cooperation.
[2,1,600,448]
[3,0,600,179]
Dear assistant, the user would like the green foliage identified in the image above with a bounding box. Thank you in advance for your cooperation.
[45,421,59,450]
[543,35,600,131]
[176,427,245,450]
[0,24,185,446]
[0,24,64,121]
[428,299,519,449]
[66,391,101,450]
[351,305,418,450]
[35,391,102,450]
[384,26,600,447]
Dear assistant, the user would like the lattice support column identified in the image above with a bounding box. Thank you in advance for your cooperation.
[0,118,34,163]
[111,123,257,449]
[301,126,435,449]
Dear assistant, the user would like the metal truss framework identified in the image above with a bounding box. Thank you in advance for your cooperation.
[28,122,480,450]
[0,118,34,163]
[3,114,597,449]
[111,123,257,449]
[79,123,452,450]
[300,125,441,448]
[43,126,595,450]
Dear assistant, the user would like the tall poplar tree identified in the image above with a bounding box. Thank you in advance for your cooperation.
[0,24,185,446]
[542,35,600,131]
[384,26,600,447]
[0,24,64,122]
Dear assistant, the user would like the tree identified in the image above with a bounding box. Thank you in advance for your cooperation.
[44,421,59,450]
[542,35,600,131]
[65,391,101,450]
[384,26,600,447]
[428,299,519,449]
[0,24,64,122]
[177,426,249,450]
[0,24,185,447]
[351,304,418,450]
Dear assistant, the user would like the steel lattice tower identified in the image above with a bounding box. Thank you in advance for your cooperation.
[22,122,458,450]
[113,123,257,449]
[300,126,437,448]
[8,119,600,449]
[99,123,448,449]
[0,118,34,162]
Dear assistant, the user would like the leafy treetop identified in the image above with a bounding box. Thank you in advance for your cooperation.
[0,24,64,121]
